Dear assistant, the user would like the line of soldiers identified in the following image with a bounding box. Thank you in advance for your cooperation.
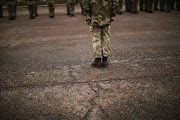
[0,0,55,20]
[1,0,180,20]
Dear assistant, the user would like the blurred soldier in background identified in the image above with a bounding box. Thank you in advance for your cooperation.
[80,0,86,16]
[116,0,123,14]
[27,0,36,19]
[171,0,175,10]
[131,0,138,14]
[139,0,144,11]
[47,0,55,18]
[35,0,39,17]
[144,0,148,12]
[66,0,76,17]
[0,0,3,18]
[176,0,180,11]
[154,0,159,10]
[6,0,17,20]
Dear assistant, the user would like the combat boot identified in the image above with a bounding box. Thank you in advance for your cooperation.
[92,58,102,68]
[102,57,109,68]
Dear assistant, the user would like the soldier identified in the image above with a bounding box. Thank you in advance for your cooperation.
[66,0,76,17]
[154,0,159,10]
[47,0,55,18]
[27,0,36,19]
[144,0,148,12]
[85,0,116,68]
[6,0,17,20]
[131,0,138,14]
[125,0,131,12]
[176,0,180,11]
[80,0,86,16]
[139,0,144,11]
[0,0,3,18]
[116,0,123,14]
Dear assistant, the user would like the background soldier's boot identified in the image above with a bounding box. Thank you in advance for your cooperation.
[102,57,109,67]
[92,58,102,68]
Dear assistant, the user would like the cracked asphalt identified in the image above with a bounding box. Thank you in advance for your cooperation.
[0,5,180,120]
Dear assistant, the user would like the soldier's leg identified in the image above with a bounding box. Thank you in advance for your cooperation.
[171,0,175,10]
[6,2,13,20]
[139,0,144,11]
[125,0,129,11]
[0,3,3,18]
[35,2,38,16]
[144,0,148,12]
[160,0,165,11]
[66,3,70,15]
[148,0,153,13]
[70,3,75,16]
[91,26,103,58]
[48,1,55,18]
[28,2,35,19]
[119,0,123,14]
[102,25,110,58]
[154,0,159,10]
[12,2,16,19]
[165,0,171,12]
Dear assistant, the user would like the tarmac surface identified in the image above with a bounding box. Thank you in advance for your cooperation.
[0,5,180,120]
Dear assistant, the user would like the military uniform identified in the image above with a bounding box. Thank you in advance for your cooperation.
[131,0,138,14]
[6,0,17,20]
[27,0,36,19]
[47,0,55,18]
[165,0,171,12]
[0,0,3,18]
[171,0,175,10]
[125,0,132,12]
[116,0,123,14]
[147,0,153,13]
[66,0,76,17]
[160,0,165,11]
[154,0,159,10]
[85,0,116,67]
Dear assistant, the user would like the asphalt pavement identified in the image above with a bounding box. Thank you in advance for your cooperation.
[0,5,180,120]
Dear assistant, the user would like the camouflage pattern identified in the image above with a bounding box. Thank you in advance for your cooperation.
[80,0,86,15]
[177,0,180,11]
[147,0,153,13]
[116,0,123,14]
[85,0,116,58]
[139,0,144,11]
[27,0,36,18]
[85,0,116,26]
[47,0,55,17]
[6,0,17,20]
[0,0,3,17]
[154,0,158,10]
[131,0,138,14]
[91,25,111,58]
[66,0,76,16]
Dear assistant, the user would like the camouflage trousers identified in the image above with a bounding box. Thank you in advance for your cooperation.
[139,0,144,10]
[154,0,159,10]
[125,0,132,12]
[6,1,16,19]
[35,1,38,15]
[131,0,138,13]
[48,1,55,16]
[116,0,123,13]
[0,3,2,17]
[27,1,36,17]
[90,25,111,58]
[66,3,75,15]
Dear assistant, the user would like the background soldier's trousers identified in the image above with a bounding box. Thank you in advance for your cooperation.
[0,2,3,17]
[6,1,16,19]
[90,25,111,58]
[131,0,138,13]
[177,0,180,11]
[154,0,159,10]
[48,1,55,17]
[27,1,36,18]
[66,3,75,16]
[116,0,123,14]
[139,0,144,11]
